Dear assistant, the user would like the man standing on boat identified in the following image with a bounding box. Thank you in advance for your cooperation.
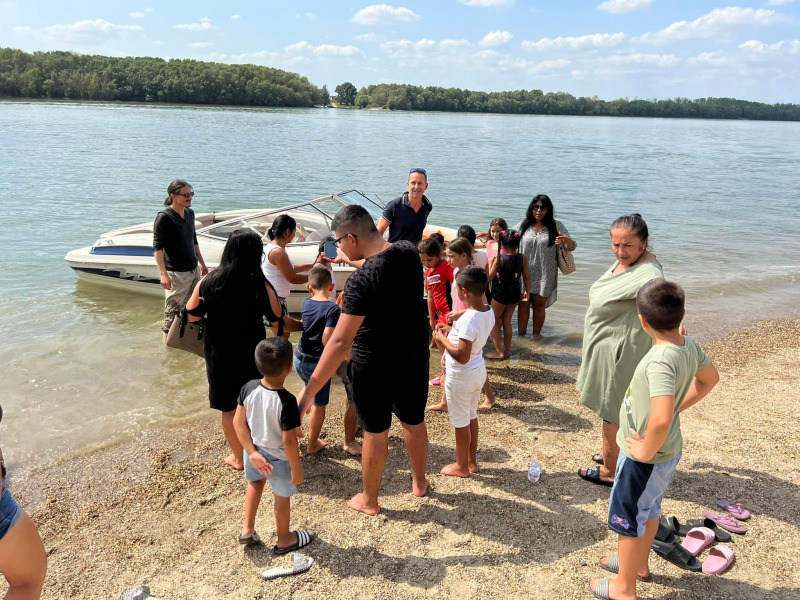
[153,179,208,342]
[376,168,432,245]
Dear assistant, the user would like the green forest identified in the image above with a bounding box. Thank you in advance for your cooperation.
[1,47,798,121]
[0,48,329,107]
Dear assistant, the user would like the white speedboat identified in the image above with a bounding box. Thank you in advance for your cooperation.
[65,190,457,312]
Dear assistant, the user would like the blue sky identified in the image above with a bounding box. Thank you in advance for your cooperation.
[1,1,799,103]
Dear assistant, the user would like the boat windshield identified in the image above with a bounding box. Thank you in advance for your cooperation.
[200,205,334,243]
[333,190,385,222]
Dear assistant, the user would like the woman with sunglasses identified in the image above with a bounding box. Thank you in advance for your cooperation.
[0,404,47,599]
[515,194,576,336]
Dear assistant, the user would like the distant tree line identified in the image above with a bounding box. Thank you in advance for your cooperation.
[355,83,800,122]
[0,48,329,107]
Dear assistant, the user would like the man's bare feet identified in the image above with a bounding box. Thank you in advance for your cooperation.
[411,475,431,496]
[440,463,470,477]
[426,402,448,412]
[224,454,244,470]
[306,438,327,454]
[348,493,380,516]
[485,351,505,360]
[468,463,479,473]
[343,441,362,456]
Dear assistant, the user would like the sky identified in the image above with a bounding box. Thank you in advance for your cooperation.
[1,1,799,103]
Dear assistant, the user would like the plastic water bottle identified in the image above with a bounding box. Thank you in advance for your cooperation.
[527,461,542,483]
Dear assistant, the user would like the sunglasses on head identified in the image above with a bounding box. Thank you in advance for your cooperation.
[409,168,427,175]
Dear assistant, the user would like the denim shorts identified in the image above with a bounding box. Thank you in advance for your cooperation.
[608,452,681,537]
[0,480,23,541]
[243,448,296,498]
[294,352,331,407]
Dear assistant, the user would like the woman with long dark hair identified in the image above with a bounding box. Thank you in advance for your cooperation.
[515,194,576,335]
[185,229,299,470]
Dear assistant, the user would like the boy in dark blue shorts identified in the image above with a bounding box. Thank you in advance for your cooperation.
[590,279,719,600]
[234,337,315,555]
[294,266,341,455]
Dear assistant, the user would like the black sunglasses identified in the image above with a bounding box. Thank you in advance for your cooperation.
[332,233,358,247]
[532,204,546,210]
[174,192,195,199]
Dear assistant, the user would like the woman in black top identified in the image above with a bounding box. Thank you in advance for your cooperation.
[186,229,298,470]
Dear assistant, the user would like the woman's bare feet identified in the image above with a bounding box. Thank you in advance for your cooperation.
[426,402,448,412]
[440,463,470,478]
[468,463,479,473]
[343,440,362,456]
[485,351,505,360]
[224,454,244,470]
[306,438,327,454]
[477,399,495,412]
[348,492,380,515]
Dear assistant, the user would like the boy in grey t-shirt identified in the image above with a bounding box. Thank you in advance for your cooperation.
[589,279,719,600]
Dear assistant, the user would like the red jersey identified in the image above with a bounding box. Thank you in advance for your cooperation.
[425,259,454,323]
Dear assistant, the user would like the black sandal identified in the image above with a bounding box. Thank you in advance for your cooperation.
[651,538,702,572]
[577,466,613,487]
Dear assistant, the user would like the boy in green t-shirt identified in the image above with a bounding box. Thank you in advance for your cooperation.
[589,279,719,600]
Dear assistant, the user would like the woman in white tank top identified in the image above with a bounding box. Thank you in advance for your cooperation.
[261,215,315,337]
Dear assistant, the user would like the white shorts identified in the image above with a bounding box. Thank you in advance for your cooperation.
[445,364,486,428]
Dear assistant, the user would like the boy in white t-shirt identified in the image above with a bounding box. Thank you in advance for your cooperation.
[432,265,495,477]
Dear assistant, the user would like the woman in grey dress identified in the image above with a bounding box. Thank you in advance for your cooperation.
[515,195,576,335]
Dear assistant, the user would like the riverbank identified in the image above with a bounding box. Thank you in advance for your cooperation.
[4,319,800,599]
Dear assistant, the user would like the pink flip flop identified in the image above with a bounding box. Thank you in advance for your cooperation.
[704,511,747,534]
[716,499,751,520]
[702,545,735,575]
[681,527,716,557]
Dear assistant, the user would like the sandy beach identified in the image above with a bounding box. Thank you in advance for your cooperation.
[4,319,800,599]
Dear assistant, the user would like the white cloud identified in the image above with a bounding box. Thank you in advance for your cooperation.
[637,7,791,44]
[174,17,215,31]
[354,33,382,43]
[350,5,421,25]
[599,53,679,67]
[479,30,513,47]
[765,0,794,5]
[13,25,31,31]
[738,38,800,54]
[146,8,153,12]
[597,0,653,14]
[460,0,514,7]
[439,39,473,51]
[530,59,571,73]
[38,19,143,41]
[522,32,625,51]
[381,38,437,57]
[231,14,241,20]
[130,12,145,18]
[688,51,729,66]
[285,41,361,56]
[189,42,213,48]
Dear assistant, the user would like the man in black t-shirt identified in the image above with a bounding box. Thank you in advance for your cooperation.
[153,179,208,341]
[297,205,431,515]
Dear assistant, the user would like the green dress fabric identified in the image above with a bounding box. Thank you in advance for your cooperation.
[577,259,664,424]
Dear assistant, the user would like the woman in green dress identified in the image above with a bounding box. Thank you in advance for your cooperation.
[577,214,664,486]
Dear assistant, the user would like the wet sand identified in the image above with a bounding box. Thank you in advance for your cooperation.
[4,320,800,599]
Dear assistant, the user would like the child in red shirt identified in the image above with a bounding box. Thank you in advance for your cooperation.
[419,238,454,332]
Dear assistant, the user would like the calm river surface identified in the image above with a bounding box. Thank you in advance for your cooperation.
[1,99,799,472]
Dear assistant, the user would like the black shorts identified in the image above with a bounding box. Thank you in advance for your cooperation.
[348,355,429,434]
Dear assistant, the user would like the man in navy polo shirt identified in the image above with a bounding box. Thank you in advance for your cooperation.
[377,168,433,244]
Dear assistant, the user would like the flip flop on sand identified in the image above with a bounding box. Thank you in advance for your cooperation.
[681,527,716,557]
[651,538,702,572]
[273,529,316,556]
[578,466,613,487]
[702,545,735,576]
[261,553,315,581]
[704,511,747,534]
[683,517,732,543]
[592,453,604,465]
[588,578,613,600]
[716,499,751,520]
[238,532,261,545]
[598,555,653,582]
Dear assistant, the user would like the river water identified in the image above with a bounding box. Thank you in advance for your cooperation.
[1,99,799,473]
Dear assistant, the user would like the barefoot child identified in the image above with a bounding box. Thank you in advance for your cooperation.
[486,229,530,360]
[234,337,316,554]
[420,237,454,334]
[432,266,495,477]
[294,266,341,455]
[589,279,719,599]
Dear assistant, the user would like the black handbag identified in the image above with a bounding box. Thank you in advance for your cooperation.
[166,308,205,357]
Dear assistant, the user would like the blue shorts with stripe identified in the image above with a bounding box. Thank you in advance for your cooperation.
[607,452,681,537]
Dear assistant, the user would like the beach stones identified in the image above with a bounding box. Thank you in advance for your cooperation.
[120,586,162,600]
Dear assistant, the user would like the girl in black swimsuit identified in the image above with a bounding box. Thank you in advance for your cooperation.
[486,230,531,361]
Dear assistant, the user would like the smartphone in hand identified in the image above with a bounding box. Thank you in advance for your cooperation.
[323,241,338,260]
